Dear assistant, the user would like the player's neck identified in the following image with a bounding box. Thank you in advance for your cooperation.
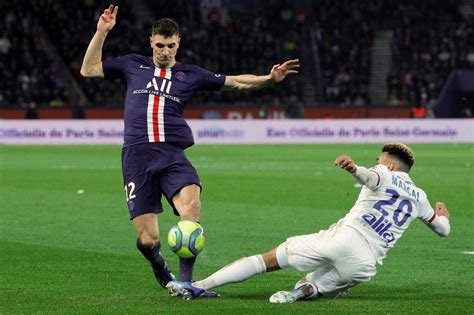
[153,58,176,69]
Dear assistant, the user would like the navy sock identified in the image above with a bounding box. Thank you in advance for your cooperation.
[136,239,166,269]
[136,239,173,285]
[179,257,196,282]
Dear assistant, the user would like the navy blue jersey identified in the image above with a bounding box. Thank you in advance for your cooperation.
[102,54,226,148]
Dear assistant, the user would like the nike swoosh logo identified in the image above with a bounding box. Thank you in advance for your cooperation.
[139,65,151,69]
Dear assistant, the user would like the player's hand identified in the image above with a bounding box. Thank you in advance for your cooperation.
[97,4,118,33]
[334,154,357,173]
[435,202,450,219]
[270,59,300,83]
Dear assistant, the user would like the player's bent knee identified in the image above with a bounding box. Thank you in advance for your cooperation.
[179,210,200,221]
[179,200,201,221]
[139,232,159,248]
[262,248,281,272]
[275,243,290,269]
[186,199,201,212]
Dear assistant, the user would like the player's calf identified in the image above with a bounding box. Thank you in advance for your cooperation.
[136,239,175,288]
[167,220,206,282]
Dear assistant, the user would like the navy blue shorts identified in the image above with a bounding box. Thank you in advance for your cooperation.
[121,143,201,220]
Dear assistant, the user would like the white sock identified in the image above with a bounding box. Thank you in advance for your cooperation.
[194,255,266,290]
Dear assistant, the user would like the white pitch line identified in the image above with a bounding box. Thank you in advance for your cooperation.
[461,251,474,255]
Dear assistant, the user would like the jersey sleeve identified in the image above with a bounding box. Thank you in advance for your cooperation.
[418,196,450,237]
[102,55,129,80]
[352,164,389,190]
[197,67,226,91]
[418,196,436,223]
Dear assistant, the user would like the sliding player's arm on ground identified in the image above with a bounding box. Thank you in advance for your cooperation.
[80,5,119,78]
[334,154,383,190]
[421,201,451,237]
[222,59,299,91]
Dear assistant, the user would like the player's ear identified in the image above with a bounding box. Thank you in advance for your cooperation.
[177,37,181,48]
[150,36,154,49]
[387,162,395,171]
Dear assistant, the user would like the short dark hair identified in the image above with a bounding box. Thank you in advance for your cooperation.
[382,142,415,172]
[152,18,179,37]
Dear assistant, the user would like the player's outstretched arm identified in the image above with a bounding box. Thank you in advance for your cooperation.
[80,4,119,78]
[334,154,381,190]
[425,202,451,237]
[334,154,357,173]
[222,59,299,91]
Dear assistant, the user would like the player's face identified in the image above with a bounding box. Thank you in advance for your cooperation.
[150,34,180,68]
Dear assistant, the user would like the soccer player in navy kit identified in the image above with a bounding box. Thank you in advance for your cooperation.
[80,5,300,297]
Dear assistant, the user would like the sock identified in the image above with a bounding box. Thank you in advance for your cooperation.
[136,239,170,279]
[179,257,196,282]
[194,255,266,290]
[293,282,319,300]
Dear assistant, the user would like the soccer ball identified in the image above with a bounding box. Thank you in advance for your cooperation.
[167,220,206,258]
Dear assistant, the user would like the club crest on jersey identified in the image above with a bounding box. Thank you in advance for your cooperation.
[175,71,186,81]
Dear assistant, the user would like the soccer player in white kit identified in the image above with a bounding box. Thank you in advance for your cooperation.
[167,143,451,302]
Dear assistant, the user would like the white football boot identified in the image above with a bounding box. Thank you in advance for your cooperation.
[269,282,316,303]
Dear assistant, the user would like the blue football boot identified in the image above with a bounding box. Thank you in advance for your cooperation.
[166,281,220,300]
[153,263,176,288]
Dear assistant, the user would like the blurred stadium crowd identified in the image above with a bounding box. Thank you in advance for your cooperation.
[0,0,473,113]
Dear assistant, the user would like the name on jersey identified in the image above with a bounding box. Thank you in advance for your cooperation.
[391,175,419,201]
[132,89,181,103]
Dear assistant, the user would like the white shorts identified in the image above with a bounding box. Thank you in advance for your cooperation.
[278,223,377,297]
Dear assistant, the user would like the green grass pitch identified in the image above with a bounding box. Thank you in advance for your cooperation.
[1,144,473,314]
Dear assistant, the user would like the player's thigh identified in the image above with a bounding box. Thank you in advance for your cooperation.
[172,184,201,207]
[122,146,164,219]
[283,229,335,271]
[332,227,377,283]
[334,252,376,286]
[160,151,202,216]
[309,258,375,298]
[307,267,349,298]
[315,228,377,296]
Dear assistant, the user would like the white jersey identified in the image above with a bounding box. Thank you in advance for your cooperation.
[338,164,436,264]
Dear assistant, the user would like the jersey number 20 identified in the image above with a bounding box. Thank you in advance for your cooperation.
[374,189,413,227]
